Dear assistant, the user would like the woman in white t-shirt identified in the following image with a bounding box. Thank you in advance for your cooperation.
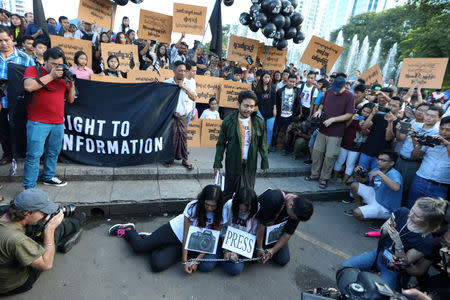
[200,97,221,120]
[221,187,259,275]
[108,185,226,273]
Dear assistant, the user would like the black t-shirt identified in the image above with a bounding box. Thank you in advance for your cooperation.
[255,85,276,119]
[379,207,434,255]
[255,189,300,235]
[361,113,398,157]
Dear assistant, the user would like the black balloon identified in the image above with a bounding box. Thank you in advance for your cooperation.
[249,22,260,32]
[262,22,277,38]
[290,12,303,27]
[293,31,305,44]
[276,39,288,50]
[224,0,234,6]
[261,0,272,13]
[283,16,291,30]
[288,0,299,8]
[255,13,268,28]
[272,14,285,29]
[249,4,260,18]
[114,0,129,5]
[274,28,285,40]
[269,0,282,14]
[251,0,261,3]
[272,39,279,47]
[285,27,297,39]
[239,13,251,26]
[281,1,293,16]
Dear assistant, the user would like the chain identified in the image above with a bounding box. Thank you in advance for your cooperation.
[182,257,263,265]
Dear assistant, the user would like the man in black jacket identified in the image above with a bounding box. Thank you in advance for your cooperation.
[271,74,300,152]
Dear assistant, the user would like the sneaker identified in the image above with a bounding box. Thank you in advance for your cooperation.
[138,232,152,238]
[303,159,312,165]
[344,209,354,216]
[108,223,135,237]
[43,177,67,187]
[341,199,354,204]
[58,229,83,253]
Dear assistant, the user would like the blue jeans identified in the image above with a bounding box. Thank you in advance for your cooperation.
[407,175,448,208]
[257,110,275,146]
[23,121,64,189]
[220,249,245,276]
[308,129,319,148]
[271,242,290,266]
[358,153,378,171]
[342,249,399,290]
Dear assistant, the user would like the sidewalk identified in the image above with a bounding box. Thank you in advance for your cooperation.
[0,149,350,216]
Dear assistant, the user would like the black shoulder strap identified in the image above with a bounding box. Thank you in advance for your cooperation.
[33,65,51,92]
[310,86,316,101]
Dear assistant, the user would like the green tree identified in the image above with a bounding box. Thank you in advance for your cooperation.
[203,24,230,58]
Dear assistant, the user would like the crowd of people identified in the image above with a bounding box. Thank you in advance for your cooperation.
[0,8,448,299]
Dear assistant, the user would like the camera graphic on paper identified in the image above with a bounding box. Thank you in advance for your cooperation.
[266,221,287,245]
[185,226,220,254]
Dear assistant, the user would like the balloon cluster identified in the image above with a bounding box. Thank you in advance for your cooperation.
[239,0,305,50]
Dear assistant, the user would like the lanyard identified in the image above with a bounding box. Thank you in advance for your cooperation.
[390,220,409,250]
[273,190,288,222]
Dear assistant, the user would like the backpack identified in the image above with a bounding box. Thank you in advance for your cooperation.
[298,83,316,107]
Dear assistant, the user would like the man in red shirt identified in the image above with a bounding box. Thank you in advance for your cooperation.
[22,47,75,188]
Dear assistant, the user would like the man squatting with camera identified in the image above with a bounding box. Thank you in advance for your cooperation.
[22,47,75,189]
[0,189,85,296]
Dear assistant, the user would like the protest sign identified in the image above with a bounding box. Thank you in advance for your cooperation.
[127,70,161,83]
[265,221,287,246]
[78,0,115,29]
[187,119,202,148]
[50,36,92,69]
[264,47,288,71]
[185,226,220,255]
[219,81,252,109]
[172,3,207,36]
[101,43,140,72]
[195,75,224,104]
[360,64,384,87]
[397,58,449,89]
[222,226,256,259]
[226,35,259,65]
[138,9,172,44]
[300,35,344,73]
[159,68,174,81]
[200,120,222,148]
[90,74,134,83]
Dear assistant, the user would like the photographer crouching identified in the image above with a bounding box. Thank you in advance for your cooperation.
[0,189,85,296]
[22,47,76,189]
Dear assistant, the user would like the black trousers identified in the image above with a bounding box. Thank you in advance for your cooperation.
[223,162,256,200]
[124,222,182,272]
[0,108,11,158]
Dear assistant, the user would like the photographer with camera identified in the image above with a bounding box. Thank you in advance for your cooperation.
[347,150,402,220]
[255,189,313,266]
[22,47,75,189]
[342,197,447,291]
[0,188,84,296]
[407,116,450,208]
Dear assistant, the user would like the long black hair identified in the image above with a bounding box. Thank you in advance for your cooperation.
[255,70,272,94]
[231,187,258,225]
[192,185,224,229]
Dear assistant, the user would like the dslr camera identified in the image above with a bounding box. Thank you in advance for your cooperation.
[188,230,216,253]
[43,204,76,226]
[377,106,391,113]
[57,64,77,81]
[411,132,441,147]
[355,167,368,179]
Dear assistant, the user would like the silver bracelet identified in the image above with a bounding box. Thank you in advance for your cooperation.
[44,243,54,247]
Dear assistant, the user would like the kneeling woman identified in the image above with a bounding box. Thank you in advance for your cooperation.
[108,185,226,273]
[221,187,259,276]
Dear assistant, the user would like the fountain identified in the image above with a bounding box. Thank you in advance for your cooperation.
[344,34,359,76]
[331,30,344,73]
[356,36,370,72]
[395,61,403,85]
[382,42,398,81]
[369,39,381,68]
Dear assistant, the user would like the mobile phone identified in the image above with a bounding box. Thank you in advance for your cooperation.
[357,115,364,121]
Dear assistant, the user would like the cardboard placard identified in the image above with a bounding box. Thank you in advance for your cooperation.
[78,0,116,29]
[264,47,288,71]
[360,64,384,87]
[195,75,224,104]
[265,221,287,246]
[200,119,222,148]
[226,35,259,65]
[187,119,202,148]
[222,226,256,259]
[300,35,344,73]
[101,43,140,73]
[90,74,134,83]
[159,68,174,81]
[50,35,93,69]
[219,81,252,109]
[172,3,207,36]
[127,70,162,83]
[185,226,220,254]
[138,9,172,44]
[397,58,449,89]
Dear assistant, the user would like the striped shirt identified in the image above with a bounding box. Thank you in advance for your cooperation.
[0,48,35,108]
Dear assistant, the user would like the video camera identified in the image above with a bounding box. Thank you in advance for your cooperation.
[302,268,408,300]
[411,132,441,147]
[188,230,216,253]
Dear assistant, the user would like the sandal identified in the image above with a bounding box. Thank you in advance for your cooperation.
[182,160,194,170]
[305,175,316,181]
[163,162,173,167]
[319,180,328,189]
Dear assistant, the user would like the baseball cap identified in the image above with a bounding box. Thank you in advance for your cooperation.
[13,188,58,214]
[331,76,346,92]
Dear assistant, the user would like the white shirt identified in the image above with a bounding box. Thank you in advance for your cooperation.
[221,199,259,237]
[200,109,220,120]
[299,84,318,108]
[239,117,251,160]
[281,88,294,118]
[185,77,197,113]
[169,200,228,242]
[164,77,195,116]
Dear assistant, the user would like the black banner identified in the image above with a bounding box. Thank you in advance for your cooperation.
[61,79,179,167]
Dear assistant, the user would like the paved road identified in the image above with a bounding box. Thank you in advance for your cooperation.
[8,201,377,300]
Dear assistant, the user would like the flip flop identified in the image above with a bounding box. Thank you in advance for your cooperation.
[182,161,194,170]
[319,180,328,189]
[163,162,173,167]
